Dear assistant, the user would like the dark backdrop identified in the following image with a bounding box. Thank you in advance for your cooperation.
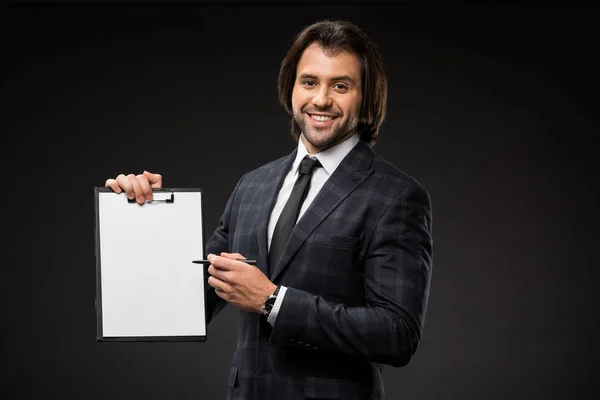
[1,2,598,399]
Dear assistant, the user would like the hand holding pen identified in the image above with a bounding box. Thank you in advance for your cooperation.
[197,253,276,314]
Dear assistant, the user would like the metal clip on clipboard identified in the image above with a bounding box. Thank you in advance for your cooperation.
[127,189,174,203]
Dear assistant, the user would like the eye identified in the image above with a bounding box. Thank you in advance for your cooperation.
[302,80,316,87]
[333,83,348,91]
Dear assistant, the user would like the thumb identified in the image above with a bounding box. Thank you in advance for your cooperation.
[143,170,162,188]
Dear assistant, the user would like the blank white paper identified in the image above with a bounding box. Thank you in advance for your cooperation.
[97,190,205,338]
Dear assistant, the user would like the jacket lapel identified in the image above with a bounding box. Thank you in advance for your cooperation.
[270,140,375,282]
[255,150,297,277]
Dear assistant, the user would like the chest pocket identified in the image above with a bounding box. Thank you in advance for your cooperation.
[302,233,364,299]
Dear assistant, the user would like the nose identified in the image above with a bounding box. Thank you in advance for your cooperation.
[312,86,333,109]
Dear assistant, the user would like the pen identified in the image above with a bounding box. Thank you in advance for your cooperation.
[192,259,257,265]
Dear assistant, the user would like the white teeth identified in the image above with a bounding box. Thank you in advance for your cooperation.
[311,114,333,122]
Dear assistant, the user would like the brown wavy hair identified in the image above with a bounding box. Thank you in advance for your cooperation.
[278,20,388,146]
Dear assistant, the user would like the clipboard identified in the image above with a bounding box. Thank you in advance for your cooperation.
[94,187,207,342]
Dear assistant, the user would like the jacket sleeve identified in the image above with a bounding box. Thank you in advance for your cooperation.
[269,183,433,367]
[203,174,246,325]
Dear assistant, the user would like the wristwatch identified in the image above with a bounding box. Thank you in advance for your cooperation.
[262,286,280,317]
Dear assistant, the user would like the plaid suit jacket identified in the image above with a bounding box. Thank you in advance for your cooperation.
[205,139,433,400]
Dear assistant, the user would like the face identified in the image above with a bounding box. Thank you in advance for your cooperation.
[291,43,362,154]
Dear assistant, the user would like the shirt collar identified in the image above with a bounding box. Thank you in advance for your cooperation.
[293,133,360,176]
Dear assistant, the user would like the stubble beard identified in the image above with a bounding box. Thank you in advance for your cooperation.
[294,110,358,152]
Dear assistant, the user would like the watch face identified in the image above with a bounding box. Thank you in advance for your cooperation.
[264,286,279,315]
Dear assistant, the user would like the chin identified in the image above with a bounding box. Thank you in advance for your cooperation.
[304,129,331,143]
[304,134,339,152]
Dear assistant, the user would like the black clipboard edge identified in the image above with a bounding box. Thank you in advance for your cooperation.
[94,187,207,342]
[94,187,103,341]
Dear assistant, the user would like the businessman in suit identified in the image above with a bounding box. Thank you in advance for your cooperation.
[105,20,432,400]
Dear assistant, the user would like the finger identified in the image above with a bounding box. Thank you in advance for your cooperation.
[136,173,153,201]
[104,178,122,194]
[221,254,255,271]
[207,254,236,271]
[214,287,233,300]
[207,265,231,283]
[115,174,135,199]
[220,252,245,260]
[143,171,163,188]
[208,276,231,293]
[126,174,146,205]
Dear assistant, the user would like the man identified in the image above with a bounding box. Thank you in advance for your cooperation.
[106,20,432,400]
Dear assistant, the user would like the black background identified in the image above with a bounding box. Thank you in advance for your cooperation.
[1,1,598,399]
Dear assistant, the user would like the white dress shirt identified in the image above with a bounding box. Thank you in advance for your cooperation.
[266,133,360,326]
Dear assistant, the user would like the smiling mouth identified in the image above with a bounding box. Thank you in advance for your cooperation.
[308,113,338,122]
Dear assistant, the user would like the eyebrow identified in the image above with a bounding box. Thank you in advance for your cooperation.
[297,73,357,85]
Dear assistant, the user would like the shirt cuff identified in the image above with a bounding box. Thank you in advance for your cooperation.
[267,285,287,326]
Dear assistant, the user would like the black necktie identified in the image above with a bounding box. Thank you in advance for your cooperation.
[269,156,320,275]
